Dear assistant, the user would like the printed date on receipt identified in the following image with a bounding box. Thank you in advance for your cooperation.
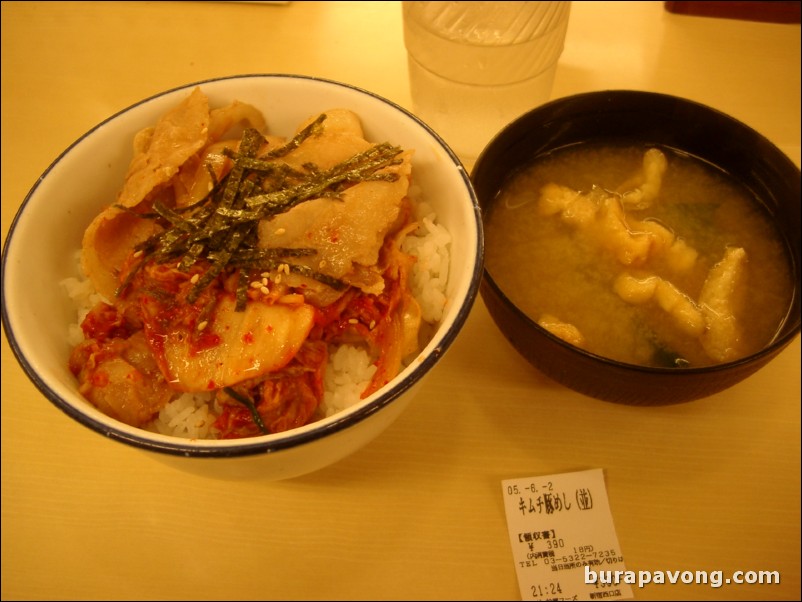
[501,468,634,600]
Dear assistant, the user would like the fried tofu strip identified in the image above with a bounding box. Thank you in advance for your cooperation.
[614,273,706,337]
[539,179,698,272]
[617,147,668,209]
[538,314,586,348]
[699,247,748,362]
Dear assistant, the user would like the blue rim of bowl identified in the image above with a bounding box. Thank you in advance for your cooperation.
[1,73,485,458]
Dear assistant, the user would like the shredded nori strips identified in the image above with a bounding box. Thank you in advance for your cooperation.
[222,386,269,435]
[115,114,404,309]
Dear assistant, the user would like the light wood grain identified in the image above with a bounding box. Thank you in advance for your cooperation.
[2,2,799,600]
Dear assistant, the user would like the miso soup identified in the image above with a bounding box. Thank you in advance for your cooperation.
[484,143,795,368]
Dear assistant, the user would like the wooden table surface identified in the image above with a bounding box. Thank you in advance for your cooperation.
[2,2,800,600]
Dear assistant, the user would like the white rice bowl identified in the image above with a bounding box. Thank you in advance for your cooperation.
[1,74,483,480]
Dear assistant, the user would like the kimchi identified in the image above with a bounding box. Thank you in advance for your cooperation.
[69,88,428,439]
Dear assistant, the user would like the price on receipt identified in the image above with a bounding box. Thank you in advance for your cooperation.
[501,469,634,600]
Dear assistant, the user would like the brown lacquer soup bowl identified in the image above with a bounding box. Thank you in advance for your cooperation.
[472,90,800,405]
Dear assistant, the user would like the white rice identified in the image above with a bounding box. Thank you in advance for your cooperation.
[62,197,451,439]
[321,344,377,417]
[62,272,108,348]
[401,195,452,323]
[148,392,220,439]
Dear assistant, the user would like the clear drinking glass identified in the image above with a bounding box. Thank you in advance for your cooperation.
[403,1,571,162]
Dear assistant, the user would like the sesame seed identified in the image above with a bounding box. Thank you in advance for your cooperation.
[369,320,376,329]
[197,320,208,331]
[250,281,262,289]
[262,277,268,286]
[275,274,282,284]
[348,318,359,324]
[190,273,200,284]
[133,250,143,258]
[260,286,269,295]
[275,227,286,235]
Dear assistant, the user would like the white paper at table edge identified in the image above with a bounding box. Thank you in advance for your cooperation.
[501,468,634,601]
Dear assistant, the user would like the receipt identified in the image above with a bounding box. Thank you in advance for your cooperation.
[501,469,634,600]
